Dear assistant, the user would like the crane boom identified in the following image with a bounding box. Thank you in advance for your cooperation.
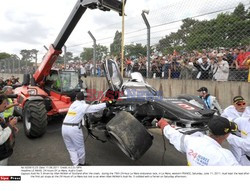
[33,0,124,84]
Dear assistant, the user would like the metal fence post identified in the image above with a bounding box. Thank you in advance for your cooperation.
[14,55,21,74]
[64,45,67,69]
[88,31,96,76]
[141,10,150,78]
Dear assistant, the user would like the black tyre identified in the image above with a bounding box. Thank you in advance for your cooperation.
[23,101,47,138]
[107,111,153,160]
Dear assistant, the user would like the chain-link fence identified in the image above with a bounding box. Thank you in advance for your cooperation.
[1,0,250,82]
[0,57,37,75]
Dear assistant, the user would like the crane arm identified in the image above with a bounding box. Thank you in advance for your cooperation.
[33,0,124,84]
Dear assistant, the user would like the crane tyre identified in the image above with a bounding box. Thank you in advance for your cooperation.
[23,101,47,138]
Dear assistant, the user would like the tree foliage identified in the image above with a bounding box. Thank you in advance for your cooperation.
[80,44,108,61]
[80,48,93,61]
[19,49,39,67]
[157,3,250,54]
[124,43,147,57]
[0,52,11,60]
[110,31,122,57]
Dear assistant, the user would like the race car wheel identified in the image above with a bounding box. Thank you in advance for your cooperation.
[23,101,47,138]
[107,111,153,160]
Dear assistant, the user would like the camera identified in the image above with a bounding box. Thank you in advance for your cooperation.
[8,116,22,121]
[7,94,18,99]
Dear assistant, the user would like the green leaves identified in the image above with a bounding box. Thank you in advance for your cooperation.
[157,3,250,54]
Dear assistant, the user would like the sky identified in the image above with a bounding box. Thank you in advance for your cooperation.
[0,0,249,62]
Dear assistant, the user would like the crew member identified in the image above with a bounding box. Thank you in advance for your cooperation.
[62,92,114,166]
[2,86,18,121]
[221,96,250,121]
[197,87,222,115]
[157,116,239,166]
[0,94,18,165]
[227,117,250,165]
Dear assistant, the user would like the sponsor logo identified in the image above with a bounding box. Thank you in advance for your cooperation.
[85,89,163,102]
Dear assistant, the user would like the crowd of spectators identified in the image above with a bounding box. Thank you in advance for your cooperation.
[0,76,21,91]
[4,46,246,82]
[122,46,250,82]
[55,46,249,82]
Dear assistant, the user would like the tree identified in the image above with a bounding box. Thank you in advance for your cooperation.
[0,52,11,60]
[110,31,122,57]
[157,3,250,53]
[65,52,73,63]
[96,44,108,60]
[124,43,147,57]
[233,3,248,20]
[20,49,39,68]
[80,48,93,61]
[80,44,108,62]
[73,56,81,63]
[56,55,64,64]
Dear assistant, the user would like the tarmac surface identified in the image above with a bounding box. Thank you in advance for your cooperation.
[9,117,186,166]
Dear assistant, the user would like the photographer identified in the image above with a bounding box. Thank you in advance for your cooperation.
[212,53,229,81]
[0,94,18,165]
[2,86,19,121]
[194,55,211,80]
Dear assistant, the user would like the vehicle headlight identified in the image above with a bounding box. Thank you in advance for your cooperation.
[27,89,37,95]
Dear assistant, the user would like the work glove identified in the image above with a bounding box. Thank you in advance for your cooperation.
[106,100,116,107]
[157,118,169,130]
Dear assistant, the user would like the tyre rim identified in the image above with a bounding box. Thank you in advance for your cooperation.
[25,112,31,132]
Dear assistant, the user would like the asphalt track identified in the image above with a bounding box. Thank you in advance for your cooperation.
[8,117,186,166]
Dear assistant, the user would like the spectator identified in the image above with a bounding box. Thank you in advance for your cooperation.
[132,59,140,73]
[227,117,250,165]
[96,64,102,77]
[161,56,171,79]
[194,55,211,80]
[80,64,86,78]
[2,86,18,121]
[0,94,18,166]
[170,57,181,79]
[151,60,160,78]
[224,49,234,68]
[236,47,248,69]
[221,96,250,121]
[212,53,229,81]
[0,78,6,90]
[139,59,147,77]
[125,58,132,77]
[5,79,12,86]
[10,76,16,84]
[157,116,239,166]
[180,58,193,80]
[242,50,250,82]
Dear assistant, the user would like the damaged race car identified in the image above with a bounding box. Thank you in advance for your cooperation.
[84,59,215,160]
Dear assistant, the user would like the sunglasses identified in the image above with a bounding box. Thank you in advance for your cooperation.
[236,102,246,106]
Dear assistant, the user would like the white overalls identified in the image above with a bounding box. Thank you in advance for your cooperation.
[163,125,239,166]
[227,117,250,166]
[0,124,12,165]
[221,106,250,121]
[62,100,106,166]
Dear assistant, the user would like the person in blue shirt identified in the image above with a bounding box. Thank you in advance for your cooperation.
[197,87,222,115]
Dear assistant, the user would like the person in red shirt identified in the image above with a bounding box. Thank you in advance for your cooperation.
[242,53,250,82]
[236,47,249,69]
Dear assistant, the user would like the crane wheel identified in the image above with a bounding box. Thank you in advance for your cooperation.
[23,101,48,138]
